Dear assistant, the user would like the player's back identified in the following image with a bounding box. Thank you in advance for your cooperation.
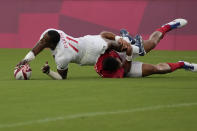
[78,35,108,65]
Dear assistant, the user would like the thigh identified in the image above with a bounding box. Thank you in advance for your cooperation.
[126,61,143,77]
[143,40,156,53]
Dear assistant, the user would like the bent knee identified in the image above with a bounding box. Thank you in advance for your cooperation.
[154,63,168,72]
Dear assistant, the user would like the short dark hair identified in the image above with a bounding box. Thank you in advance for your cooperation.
[47,30,60,45]
[102,57,120,72]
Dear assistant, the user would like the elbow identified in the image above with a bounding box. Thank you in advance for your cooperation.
[100,33,105,38]
[100,31,108,38]
[100,31,106,36]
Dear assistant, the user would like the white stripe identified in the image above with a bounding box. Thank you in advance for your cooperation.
[0,102,197,128]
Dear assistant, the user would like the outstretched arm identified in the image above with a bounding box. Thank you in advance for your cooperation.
[100,31,116,40]
[18,30,60,65]
[17,33,50,66]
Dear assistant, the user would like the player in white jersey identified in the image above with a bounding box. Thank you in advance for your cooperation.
[17,28,142,80]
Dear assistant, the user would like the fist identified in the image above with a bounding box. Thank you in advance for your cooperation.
[42,61,50,74]
[118,38,131,51]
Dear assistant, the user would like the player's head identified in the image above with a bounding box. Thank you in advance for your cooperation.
[102,57,122,72]
[47,30,60,50]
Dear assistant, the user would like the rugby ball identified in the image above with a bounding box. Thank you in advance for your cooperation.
[14,64,32,80]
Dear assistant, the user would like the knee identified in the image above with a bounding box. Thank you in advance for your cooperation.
[154,63,166,72]
[149,32,162,45]
[47,30,60,44]
[147,64,163,74]
[151,65,160,73]
[149,39,158,46]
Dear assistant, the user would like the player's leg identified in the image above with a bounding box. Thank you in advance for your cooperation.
[142,31,163,54]
[120,29,136,44]
[142,61,197,77]
[126,61,143,77]
[178,61,197,72]
[120,29,145,56]
[120,19,187,55]
[142,63,172,77]
[125,60,197,78]
[143,18,188,53]
[125,61,173,77]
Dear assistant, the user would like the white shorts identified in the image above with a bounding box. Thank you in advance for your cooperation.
[126,61,143,77]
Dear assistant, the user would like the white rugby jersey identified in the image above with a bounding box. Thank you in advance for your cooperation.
[40,29,108,70]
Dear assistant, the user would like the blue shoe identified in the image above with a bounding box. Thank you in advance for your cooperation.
[135,35,146,56]
[164,18,188,30]
[120,29,136,44]
[179,61,197,72]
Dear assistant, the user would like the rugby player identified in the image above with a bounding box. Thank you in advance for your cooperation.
[17,28,142,80]
[95,19,197,78]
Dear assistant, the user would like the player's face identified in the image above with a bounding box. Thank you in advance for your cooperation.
[49,43,57,50]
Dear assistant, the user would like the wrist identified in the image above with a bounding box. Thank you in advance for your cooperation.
[46,69,50,75]
[47,70,63,80]
[115,36,122,42]
[125,55,132,61]
[24,51,35,62]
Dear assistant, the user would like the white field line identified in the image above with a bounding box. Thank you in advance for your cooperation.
[0,102,197,128]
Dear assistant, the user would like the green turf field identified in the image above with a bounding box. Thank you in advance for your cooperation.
[0,48,197,131]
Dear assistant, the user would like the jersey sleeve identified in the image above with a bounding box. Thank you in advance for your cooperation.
[55,57,70,70]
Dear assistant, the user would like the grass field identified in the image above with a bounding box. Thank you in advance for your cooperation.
[0,48,197,131]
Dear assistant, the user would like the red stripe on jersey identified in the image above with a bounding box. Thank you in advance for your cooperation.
[69,43,79,53]
[66,36,78,44]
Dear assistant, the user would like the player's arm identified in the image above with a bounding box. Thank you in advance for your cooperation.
[31,33,51,56]
[18,30,60,65]
[100,31,117,40]
[18,33,50,66]
[42,62,68,80]
[122,44,133,74]
[100,31,130,52]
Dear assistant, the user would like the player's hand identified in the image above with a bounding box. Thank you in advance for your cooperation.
[118,38,130,51]
[16,60,28,67]
[42,61,50,74]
